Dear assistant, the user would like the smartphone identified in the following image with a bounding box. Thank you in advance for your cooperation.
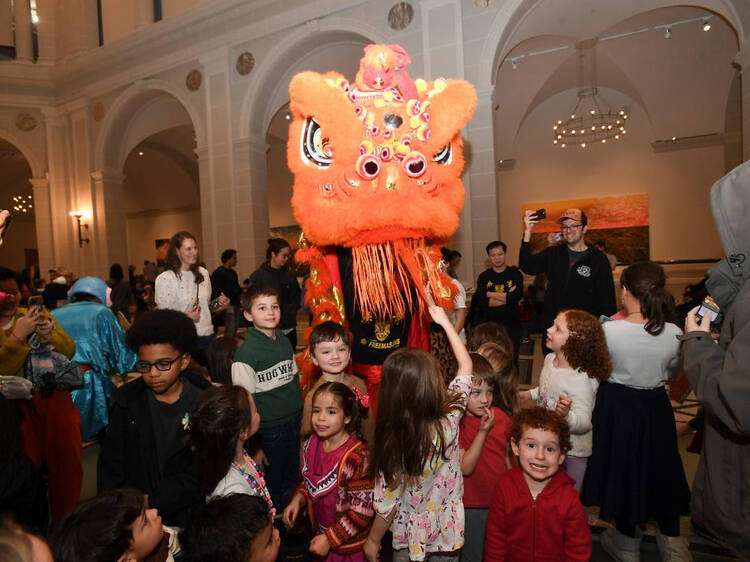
[28,295,44,314]
[696,296,723,325]
[532,208,546,220]
[599,314,614,323]
[209,297,222,309]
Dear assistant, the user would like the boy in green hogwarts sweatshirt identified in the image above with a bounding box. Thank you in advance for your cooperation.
[231,284,303,511]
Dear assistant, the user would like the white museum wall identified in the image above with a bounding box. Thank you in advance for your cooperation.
[266,140,296,228]
[126,209,202,270]
[497,87,725,266]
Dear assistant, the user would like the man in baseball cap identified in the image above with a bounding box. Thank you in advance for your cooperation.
[556,208,588,226]
[519,206,615,352]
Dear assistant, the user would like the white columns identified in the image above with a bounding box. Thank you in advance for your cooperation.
[90,169,129,277]
[465,87,498,280]
[13,0,33,62]
[232,136,269,276]
[35,0,56,63]
[29,177,55,276]
[136,0,153,29]
[40,108,76,273]
[199,48,239,272]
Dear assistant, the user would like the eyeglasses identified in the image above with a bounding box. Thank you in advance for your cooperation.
[134,354,184,374]
[560,223,583,232]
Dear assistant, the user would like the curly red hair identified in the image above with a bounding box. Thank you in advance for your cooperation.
[510,406,572,454]
[560,309,611,383]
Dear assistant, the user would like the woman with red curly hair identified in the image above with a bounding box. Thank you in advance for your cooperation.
[519,309,610,493]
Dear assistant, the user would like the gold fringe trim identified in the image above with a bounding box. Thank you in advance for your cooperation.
[351,239,445,321]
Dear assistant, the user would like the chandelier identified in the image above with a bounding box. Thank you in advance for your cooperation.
[12,194,33,214]
[553,38,628,148]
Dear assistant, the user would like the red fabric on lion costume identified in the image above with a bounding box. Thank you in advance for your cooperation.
[288,44,476,411]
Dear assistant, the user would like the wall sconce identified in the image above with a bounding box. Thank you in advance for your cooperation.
[69,210,90,247]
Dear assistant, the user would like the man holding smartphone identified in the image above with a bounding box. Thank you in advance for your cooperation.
[519,208,615,352]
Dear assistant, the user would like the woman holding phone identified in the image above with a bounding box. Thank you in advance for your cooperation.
[155,231,228,349]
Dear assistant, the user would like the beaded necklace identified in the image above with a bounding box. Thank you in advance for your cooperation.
[232,451,276,518]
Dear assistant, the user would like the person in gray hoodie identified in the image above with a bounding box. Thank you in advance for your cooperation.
[681,160,750,560]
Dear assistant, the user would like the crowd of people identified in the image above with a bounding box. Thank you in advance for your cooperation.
[0,177,749,562]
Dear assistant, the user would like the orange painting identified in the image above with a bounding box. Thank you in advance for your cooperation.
[523,194,650,264]
[521,194,649,233]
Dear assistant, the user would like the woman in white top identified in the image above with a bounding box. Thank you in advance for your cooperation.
[581,261,691,561]
[155,231,228,349]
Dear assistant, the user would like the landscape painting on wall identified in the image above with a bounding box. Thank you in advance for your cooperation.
[155,238,170,265]
[521,194,649,264]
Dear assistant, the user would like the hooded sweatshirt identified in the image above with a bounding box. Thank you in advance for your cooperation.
[680,160,750,558]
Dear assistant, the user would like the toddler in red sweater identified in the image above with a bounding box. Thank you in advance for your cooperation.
[458,353,513,562]
[484,407,591,561]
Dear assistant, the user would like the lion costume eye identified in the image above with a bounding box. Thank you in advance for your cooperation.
[301,118,333,168]
[433,144,452,165]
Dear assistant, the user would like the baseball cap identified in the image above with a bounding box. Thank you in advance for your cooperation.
[557,208,587,226]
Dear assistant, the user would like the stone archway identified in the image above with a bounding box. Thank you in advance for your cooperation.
[0,130,54,274]
[91,80,205,277]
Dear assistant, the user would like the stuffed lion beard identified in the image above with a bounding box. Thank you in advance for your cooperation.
[287,43,477,411]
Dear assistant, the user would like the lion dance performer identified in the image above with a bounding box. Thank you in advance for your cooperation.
[288,44,476,412]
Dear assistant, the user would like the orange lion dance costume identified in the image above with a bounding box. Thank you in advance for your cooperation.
[288,44,477,411]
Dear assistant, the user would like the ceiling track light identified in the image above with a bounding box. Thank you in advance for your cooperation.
[702,18,711,32]
[664,26,671,39]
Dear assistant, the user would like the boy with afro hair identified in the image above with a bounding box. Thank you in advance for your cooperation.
[98,309,211,527]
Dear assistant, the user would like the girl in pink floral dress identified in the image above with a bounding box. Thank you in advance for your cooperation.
[365,306,473,562]
[283,382,374,561]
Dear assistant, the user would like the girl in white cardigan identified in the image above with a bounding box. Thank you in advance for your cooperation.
[519,309,611,492]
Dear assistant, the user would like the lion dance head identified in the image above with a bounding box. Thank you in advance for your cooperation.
[288,43,476,325]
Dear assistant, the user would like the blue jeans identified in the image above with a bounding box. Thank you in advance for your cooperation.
[258,412,302,512]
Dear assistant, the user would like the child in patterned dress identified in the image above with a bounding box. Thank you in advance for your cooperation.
[364,306,472,562]
[284,382,374,560]
[189,385,274,515]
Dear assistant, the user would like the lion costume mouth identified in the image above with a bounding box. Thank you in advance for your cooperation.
[351,238,451,322]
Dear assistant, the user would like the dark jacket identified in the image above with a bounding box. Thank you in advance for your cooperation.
[210,265,241,306]
[97,371,210,526]
[519,241,615,329]
[484,465,592,561]
[248,263,301,331]
[473,266,524,340]
[108,278,133,321]
[0,396,48,533]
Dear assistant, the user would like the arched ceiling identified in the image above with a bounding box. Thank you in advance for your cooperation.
[122,124,199,216]
[0,139,33,217]
[494,5,739,155]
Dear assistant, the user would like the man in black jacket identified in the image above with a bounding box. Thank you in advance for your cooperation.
[519,208,615,352]
[473,241,524,357]
[97,310,210,527]
[211,249,242,336]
